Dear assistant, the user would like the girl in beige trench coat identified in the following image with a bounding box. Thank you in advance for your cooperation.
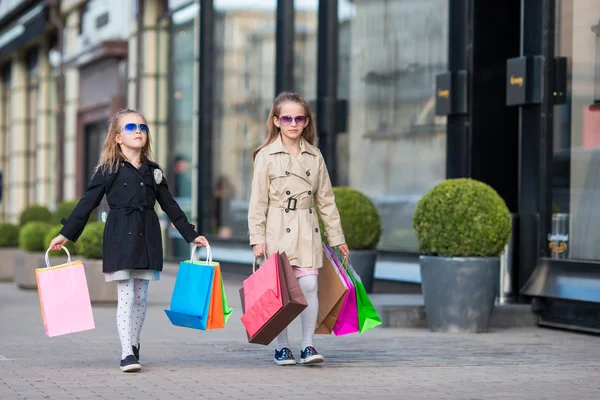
[248,92,350,366]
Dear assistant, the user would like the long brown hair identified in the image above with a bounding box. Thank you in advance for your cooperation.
[253,92,317,160]
[95,108,153,174]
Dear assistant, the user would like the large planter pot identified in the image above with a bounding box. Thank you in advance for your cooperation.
[14,250,45,289]
[0,248,18,281]
[82,258,117,304]
[419,255,500,333]
[349,249,377,293]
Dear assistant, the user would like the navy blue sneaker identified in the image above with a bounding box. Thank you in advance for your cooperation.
[274,347,296,366]
[300,346,324,365]
[120,355,141,372]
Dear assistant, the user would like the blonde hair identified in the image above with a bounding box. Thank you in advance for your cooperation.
[253,92,317,160]
[96,109,153,174]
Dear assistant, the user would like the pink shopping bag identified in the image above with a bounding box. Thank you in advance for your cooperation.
[36,247,95,337]
[240,252,282,337]
[324,246,359,336]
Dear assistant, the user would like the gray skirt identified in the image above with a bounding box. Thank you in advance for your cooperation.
[104,269,161,282]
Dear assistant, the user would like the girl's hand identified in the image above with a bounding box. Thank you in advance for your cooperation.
[253,243,266,259]
[193,235,208,247]
[338,243,350,257]
[49,235,68,251]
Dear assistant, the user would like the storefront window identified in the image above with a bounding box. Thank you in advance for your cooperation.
[26,47,40,205]
[0,64,10,220]
[165,3,199,257]
[552,0,600,260]
[212,0,276,239]
[338,0,448,251]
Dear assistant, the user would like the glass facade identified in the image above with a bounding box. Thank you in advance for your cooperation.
[338,0,448,252]
[160,0,449,257]
[552,0,600,260]
[0,64,10,221]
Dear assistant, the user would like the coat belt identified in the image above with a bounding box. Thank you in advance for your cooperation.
[270,197,314,210]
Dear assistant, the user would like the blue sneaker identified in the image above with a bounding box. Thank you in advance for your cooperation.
[300,346,324,365]
[274,347,296,366]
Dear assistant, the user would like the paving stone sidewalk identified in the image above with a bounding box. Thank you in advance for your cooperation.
[1,265,599,400]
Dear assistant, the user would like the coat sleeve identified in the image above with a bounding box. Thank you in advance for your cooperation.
[156,171,200,243]
[248,150,270,246]
[60,170,106,242]
[314,153,346,247]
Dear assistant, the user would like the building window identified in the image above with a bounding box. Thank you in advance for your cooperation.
[552,0,600,261]
[212,1,277,240]
[0,64,11,220]
[338,0,449,252]
[26,47,40,205]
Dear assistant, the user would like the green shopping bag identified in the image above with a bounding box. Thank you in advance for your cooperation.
[221,278,233,324]
[335,248,382,333]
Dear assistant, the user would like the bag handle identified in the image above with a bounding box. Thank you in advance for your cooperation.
[252,252,267,273]
[190,242,212,263]
[45,246,72,269]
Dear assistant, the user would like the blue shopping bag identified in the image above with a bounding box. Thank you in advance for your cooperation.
[164,245,215,330]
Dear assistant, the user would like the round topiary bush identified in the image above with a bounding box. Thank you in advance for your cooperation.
[318,187,381,250]
[76,221,105,259]
[19,222,53,252]
[0,222,19,248]
[52,200,89,225]
[19,205,52,227]
[44,225,78,257]
[412,178,512,257]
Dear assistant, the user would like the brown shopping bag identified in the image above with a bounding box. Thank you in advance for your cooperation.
[239,251,307,345]
[315,248,348,334]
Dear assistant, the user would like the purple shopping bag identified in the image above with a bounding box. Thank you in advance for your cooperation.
[36,247,95,337]
[324,246,359,336]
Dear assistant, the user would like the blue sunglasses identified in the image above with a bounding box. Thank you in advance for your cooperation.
[120,123,150,134]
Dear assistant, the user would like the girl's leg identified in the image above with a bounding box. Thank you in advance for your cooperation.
[275,328,291,351]
[298,275,323,364]
[116,279,135,359]
[130,279,149,352]
[298,275,319,350]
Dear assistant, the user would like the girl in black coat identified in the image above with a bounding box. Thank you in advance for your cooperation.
[49,109,208,373]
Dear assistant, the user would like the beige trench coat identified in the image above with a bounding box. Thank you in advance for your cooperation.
[248,136,345,269]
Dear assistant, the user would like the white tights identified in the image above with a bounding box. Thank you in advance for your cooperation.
[275,275,319,351]
[116,279,149,359]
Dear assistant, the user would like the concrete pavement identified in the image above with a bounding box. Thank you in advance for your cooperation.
[1,264,600,399]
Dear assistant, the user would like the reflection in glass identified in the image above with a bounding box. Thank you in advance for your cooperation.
[339,0,449,251]
[212,1,277,239]
[553,0,600,261]
[165,4,198,257]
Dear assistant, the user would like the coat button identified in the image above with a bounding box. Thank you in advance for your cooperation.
[140,232,143,236]
[128,232,132,236]
[306,171,310,176]
[309,209,313,214]
[315,228,319,232]
[285,208,289,213]
[286,228,291,233]
[308,190,312,195]
[286,190,291,195]
[285,171,289,175]
[140,182,144,186]
[124,182,128,186]
[121,162,124,166]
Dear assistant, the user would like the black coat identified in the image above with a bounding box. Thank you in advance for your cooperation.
[60,159,199,273]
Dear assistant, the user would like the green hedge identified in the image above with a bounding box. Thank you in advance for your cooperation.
[0,222,19,248]
[19,205,52,227]
[412,178,512,257]
[318,186,381,250]
[19,222,53,252]
[76,221,105,259]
